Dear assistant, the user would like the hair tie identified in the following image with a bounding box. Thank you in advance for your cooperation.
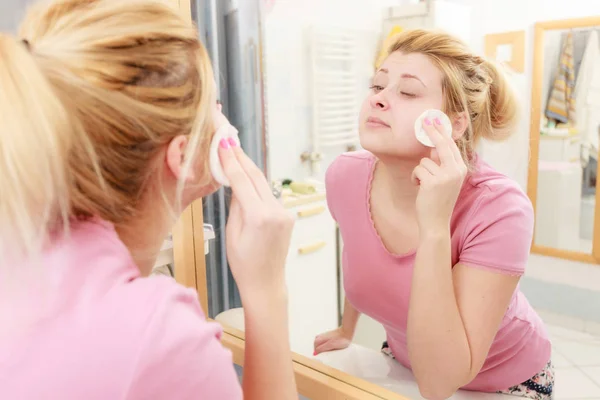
[471,55,485,66]
[21,39,31,51]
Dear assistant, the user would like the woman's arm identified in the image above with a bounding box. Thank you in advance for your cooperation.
[220,142,297,400]
[243,289,296,400]
[341,297,362,338]
[408,119,526,400]
[313,296,361,355]
[407,229,519,400]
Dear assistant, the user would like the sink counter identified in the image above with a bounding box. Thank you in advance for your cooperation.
[315,345,512,400]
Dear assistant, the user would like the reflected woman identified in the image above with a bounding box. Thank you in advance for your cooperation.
[315,30,553,400]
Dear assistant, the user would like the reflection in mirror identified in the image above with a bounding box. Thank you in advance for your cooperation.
[199,1,600,399]
[151,233,175,277]
[534,27,600,256]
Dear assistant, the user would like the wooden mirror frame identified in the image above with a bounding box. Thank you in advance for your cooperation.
[528,16,600,265]
[170,1,408,398]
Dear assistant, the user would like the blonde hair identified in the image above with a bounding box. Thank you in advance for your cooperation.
[0,0,216,262]
[383,29,519,163]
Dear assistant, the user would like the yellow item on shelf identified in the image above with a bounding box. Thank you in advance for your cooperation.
[289,181,316,195]
[375,25,403,69]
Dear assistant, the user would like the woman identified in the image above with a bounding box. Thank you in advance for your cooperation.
[314,30,552,400]
[0,1,296,399]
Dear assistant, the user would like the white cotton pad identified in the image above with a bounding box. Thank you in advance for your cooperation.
[414,109,453,147]
[209,123,240,186]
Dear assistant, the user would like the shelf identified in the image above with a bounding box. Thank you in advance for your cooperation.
[383,3,429,19]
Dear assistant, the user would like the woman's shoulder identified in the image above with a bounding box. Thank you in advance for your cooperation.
[330,149,375,166]
[463,159,532,212]
[325,150,375,219]
[456,159,534,245]
[60,221,241,398]
[326,150,374,188]
[114,276,242,399]
[113,275,218,351]
[454,160,534,275]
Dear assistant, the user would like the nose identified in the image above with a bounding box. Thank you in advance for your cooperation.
[369,92,389,111]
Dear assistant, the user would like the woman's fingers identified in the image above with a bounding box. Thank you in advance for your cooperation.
[227,194,243,229]
[449,138,464,164]
[314,342,336,356]
[219,139,261,211]
[220,134,277,212]
[314,338,349,355]
[419,157,441,175]
[411,165,433,186]
[314,335,327,349]
[422,118,455,166]
[230,145,277,203]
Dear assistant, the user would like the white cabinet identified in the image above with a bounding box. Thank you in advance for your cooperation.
[539,135,581,163]
[284,195,339,356]
[535,161,583,252]
[215,194,340,358]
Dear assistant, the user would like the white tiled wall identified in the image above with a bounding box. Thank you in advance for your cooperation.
[264,0,399,183]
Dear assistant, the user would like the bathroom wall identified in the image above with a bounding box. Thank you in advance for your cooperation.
[264,0,399,183]
[520,254,600,332]
[457,0,600,190]
[265,0,600,188]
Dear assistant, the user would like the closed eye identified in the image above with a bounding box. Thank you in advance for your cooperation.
[400,92,416,98]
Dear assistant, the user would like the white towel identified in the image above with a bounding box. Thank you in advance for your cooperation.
[574,30,600,164]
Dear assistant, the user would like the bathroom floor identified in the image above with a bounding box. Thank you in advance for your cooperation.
[548,323,600,399]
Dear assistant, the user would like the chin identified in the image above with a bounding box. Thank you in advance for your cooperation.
[197,181,221,199]
[359,129,388,154]
[362,141,430,165]
[181,180,221,208]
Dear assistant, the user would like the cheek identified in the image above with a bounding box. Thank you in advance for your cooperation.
[389,98,442,141]
[359,98,370,119]
[390,105,421,141]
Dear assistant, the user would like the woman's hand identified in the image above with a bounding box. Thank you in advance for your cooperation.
[219,139,294,299]
[411,117,467,235]
[220,138,298,400]
[313,327,352,355]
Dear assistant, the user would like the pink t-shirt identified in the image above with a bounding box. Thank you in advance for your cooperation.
[0,219,242,400]
[326,151,551,392]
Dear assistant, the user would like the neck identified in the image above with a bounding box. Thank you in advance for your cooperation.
[116,195,178,277]
[375,156,420,210]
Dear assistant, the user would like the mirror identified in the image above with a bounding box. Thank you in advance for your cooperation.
[530,22,600,261]
[151,203,209,311]
[195,1,600,399]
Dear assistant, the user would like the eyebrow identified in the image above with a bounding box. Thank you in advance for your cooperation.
[377,68,427,88]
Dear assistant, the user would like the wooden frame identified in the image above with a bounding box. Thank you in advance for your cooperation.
[220,325,409,400]
[172,201,209,312]
[484,30,525,73]
[527,17,600,264]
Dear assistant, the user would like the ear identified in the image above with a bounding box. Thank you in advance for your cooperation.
[451,111,469,141]
[166,135,195,182]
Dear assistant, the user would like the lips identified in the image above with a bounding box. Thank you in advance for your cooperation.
[366,116,390,127]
